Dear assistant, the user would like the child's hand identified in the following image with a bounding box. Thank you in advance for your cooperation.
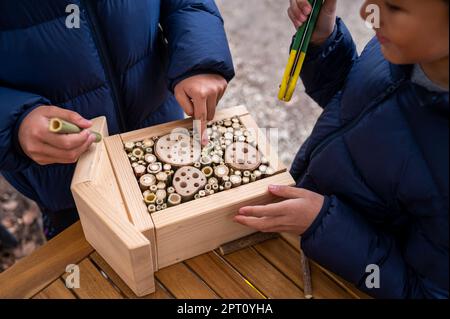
[18,105,97,165]
[234,185,325,235]
[288,0,337,46]
[174,74,228,145]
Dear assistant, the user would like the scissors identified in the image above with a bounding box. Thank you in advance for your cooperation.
[278,0,324,102]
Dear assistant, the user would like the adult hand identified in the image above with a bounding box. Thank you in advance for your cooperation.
[174,74,228,145]
[234,185,325,235]
[288,0,338,45]
[19,105,97,165]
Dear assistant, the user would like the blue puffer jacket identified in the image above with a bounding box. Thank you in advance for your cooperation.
[0,1,234,236]
[291,19,448,299]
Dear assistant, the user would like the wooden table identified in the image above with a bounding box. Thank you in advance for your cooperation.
[0,221,369,299]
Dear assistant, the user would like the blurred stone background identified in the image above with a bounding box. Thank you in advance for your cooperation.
[0,0,373,272]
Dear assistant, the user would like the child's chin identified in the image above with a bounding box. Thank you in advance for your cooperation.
[380,45,411,65]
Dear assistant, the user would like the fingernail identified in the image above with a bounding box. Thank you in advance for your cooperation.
[89,133,96,142]
[304,6,311,14]
[269,185,279,192]
[83,119,93,126]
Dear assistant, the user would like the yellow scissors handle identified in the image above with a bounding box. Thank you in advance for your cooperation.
[278,50,298,101]
[283,51,306,102]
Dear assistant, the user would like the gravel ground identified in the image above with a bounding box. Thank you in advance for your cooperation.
[0,0,373,272]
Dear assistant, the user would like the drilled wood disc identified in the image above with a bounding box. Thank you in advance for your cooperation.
[155,133,201,167]
[172,166,207,200]
[225,142,261,171]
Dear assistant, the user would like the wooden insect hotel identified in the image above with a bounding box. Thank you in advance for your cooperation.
[70,105,295,296]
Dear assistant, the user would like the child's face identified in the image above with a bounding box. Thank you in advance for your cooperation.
[360,0,449,65]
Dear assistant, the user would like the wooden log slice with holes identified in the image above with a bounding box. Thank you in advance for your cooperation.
[172,166,207,201]
[225,142,261,171]
[155,133,201,167]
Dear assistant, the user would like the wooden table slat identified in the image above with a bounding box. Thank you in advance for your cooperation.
[312,262,372,299]
[281,233,370,299]
[254,238,353,299]
[32,279,76,299]
[185,252,265,299]
[155,263,219,299]
[222,247,305,299]
[0,222,93,299]
[61,259,123,299]
[90,252,173,299]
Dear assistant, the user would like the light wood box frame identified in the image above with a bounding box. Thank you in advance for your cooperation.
[71,105,295,296]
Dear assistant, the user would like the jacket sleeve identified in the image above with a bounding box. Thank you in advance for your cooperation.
[0,86,49,172]
[160,0,235,90]
[300,18,358,108]
[301,195,448,299]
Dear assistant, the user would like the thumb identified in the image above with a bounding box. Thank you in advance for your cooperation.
[45,106,92,129]
[268,185,308,199]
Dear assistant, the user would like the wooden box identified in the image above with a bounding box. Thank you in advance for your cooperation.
[70,105,295,296]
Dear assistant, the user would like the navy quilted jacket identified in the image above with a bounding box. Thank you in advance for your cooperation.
[291,19,448,299]
[0,1,234,231]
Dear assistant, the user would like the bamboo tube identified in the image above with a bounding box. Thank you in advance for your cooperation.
[230,175,242,187]
[156,171,168,182]
[156,189,167,201]
[202,166,213,178]
[156,182,166,190]
[139,174,156,191]
[134,165,146,178]
[168,193,182,207]
[142,139,154,148]
[132,148,145,160]
[124,142,135,152]
[144,193,157,205]
[208,177,219,185]
[49,118,102,143]
[214,164,229,180]
[224,181,232,190]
